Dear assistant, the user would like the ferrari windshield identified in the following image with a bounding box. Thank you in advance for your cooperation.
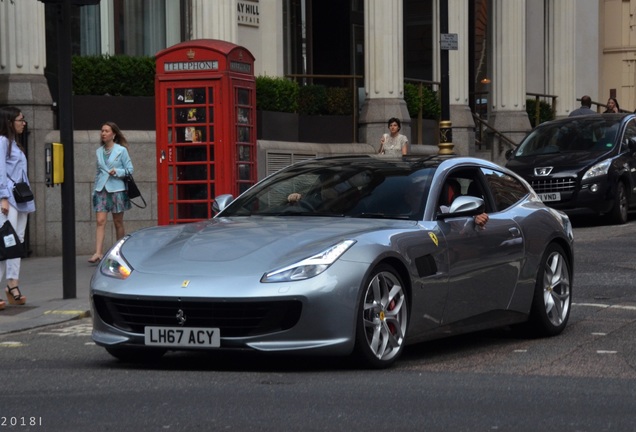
[514,116,621,157]
[220,159,436,220]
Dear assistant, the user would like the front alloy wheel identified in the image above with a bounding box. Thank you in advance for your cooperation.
[527,243,572,336]
[355,264,409,368]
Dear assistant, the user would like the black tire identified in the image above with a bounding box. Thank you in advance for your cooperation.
[354,264,409,368]
[608,181,628,225]
[105,346,167,363]
[525,243,572,337]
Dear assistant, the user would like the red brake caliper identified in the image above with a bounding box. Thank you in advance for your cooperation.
[387,299,396,334]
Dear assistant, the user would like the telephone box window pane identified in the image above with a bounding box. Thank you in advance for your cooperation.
[210,164,215,178]
[176,88,205,104]
[208,88,214,104]
[178,165,208,181]
[209,126,215,142]
[178,203,209,221]
[177,107,206,123]
[209,107,215,124]
[238,183,251,194]
[180,127,206,143]
[238,107,250,124]
[238,164,251,180]
[238,126,250,143]
[167,89,172,105]
[176,146,207,162]
[237,88,249,105]
[209,146,215,162]
[238,145,251,161]
[177,184,209,201]
[167,129,173,143]
[167,108,173,123]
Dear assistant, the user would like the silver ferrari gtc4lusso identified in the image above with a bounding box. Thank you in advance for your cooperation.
[91,155,574,368]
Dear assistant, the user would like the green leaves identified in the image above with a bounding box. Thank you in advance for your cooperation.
[72,55,155,96]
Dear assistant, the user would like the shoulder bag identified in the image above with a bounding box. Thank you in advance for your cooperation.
[0,220,24,260]
[124,171,146,208]
[8,174,34,203]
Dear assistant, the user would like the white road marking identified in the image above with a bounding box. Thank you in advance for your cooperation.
[38,323,93,337]
[573,303,636,311]
[0,341,26,348]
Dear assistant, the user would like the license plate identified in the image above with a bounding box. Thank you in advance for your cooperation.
[538,192,561,202]
[144,327,220,348]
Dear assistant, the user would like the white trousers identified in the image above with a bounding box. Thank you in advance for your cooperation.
[0,205,28,281]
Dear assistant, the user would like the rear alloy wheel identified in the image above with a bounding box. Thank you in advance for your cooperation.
[608,181,628,225]
[355,264,408,368]
[526,244,572,336]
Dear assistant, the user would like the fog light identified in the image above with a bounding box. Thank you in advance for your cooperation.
[590,184,599,193]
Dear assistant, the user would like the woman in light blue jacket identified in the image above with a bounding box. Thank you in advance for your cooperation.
[0,107,34,308]
[89,122,134,263]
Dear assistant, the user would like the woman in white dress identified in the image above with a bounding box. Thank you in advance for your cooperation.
[379,117,409,156]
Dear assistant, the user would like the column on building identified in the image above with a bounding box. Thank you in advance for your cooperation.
[489,0,531,162]
[546,0,576,117]
[359,0,410,150]
[448,0,473,156]
[0,0,53,256]
[191,0,237,43]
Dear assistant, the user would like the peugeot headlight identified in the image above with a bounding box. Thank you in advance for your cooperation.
[582,159,611,180]
[100,236,133,279]
[261,240,356,283]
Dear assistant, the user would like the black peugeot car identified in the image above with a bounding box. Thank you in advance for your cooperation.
[506,113,636,224]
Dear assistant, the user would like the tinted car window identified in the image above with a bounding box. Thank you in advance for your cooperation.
[514,116,621,157]
[437,168,491,212]
[481,168,529,211]
[622,119,636,151]
[222,162,436,220]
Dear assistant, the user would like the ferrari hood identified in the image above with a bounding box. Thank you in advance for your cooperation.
[119,217,414,275]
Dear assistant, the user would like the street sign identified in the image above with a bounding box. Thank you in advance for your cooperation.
[440,33,458,50]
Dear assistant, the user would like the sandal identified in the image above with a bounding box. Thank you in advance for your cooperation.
[88,254,103,264]
[5,286,26,305]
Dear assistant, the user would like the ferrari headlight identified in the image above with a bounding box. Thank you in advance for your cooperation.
[100,236,133,280]
[582,159,611,180]
[261,239,356,283]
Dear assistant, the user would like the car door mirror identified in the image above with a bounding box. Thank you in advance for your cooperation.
[438,196,485,219]
[212,194,234,214]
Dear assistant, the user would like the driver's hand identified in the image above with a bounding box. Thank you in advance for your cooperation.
[474,213,489,228]
[287,193,302,203]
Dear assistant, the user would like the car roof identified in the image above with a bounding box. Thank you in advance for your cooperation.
[537,113,635,127]
[286,154,508,173]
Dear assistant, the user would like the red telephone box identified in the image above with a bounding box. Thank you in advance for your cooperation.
[155,39,256,224]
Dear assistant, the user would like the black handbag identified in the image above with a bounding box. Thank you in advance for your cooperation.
[8,174,34,203]
[125,172,146,208]
[13,181,34,203]
[0,220,24,261]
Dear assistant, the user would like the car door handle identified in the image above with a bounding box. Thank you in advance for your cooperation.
[509,227,521,237]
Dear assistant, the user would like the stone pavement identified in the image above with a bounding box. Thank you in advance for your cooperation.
[0,255,95,335]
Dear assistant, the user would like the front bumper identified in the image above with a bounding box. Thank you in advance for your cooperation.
[90,260,370,356]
